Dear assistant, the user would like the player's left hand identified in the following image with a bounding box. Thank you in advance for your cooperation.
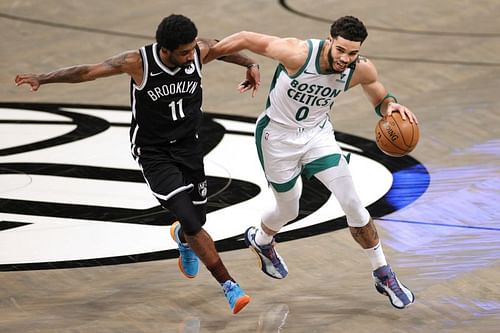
[238,65,260,97]
[15,73,41,91]
[386,102,418,124]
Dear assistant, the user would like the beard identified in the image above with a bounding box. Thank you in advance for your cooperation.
[168,55,192,68]
[180,61,193,68]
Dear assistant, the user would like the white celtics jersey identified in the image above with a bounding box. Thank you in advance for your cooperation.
[265,39,355,128]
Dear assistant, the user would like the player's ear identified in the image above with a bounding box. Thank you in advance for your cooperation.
[160,47,169,55]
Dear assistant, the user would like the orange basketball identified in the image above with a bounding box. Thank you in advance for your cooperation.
[375,111,419,157]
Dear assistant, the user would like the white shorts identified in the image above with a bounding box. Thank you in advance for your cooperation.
[255,113,351,192]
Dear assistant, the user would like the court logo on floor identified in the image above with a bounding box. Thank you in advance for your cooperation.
[0,103,429,271]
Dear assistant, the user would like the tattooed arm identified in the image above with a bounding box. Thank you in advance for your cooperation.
[349,56,417,122]
[15,50,143,91]
[196,37,260,97]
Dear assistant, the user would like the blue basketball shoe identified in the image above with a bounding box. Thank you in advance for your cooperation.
[373,265,415,309]
[244,227,288,279]
[170,222,199,278]
[222,280,250,314]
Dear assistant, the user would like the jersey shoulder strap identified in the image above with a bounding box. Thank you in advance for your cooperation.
[291,39,323,77]
[304,39,323,74]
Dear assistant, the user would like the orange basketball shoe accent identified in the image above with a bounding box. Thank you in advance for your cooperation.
[170,222,199,278]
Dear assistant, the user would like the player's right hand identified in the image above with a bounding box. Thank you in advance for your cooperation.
[15,74,41,91]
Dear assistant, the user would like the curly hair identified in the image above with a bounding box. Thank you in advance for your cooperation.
[156,14,198,51]
[330,16,368,43]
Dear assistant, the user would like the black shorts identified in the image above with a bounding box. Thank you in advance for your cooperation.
[133,134,207,208]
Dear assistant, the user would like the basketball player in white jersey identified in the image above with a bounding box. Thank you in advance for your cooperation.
[15,14,260,314]
[209,16,417,309]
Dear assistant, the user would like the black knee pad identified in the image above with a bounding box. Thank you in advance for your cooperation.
[182,221,202,236]
[195,203,207,226]
[165,191,203,236]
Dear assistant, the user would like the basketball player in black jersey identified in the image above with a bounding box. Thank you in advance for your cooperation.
[15,14,259,315]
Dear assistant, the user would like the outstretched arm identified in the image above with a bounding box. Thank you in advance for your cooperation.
[197,37,261,97]
[15,50,143,91]
[352,57,418,123]
[206,31,307,74]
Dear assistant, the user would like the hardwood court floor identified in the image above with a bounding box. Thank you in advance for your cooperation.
[1,1,499,332]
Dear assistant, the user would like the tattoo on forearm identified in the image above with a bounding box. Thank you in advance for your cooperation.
[43,65,90,83]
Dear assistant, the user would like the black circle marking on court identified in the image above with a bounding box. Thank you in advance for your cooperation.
[0,103,429,271]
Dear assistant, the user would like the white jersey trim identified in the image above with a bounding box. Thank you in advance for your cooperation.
[133,46,149,91]
[152,184,194,202]
[138,161,195,202]
[194,47,202,78]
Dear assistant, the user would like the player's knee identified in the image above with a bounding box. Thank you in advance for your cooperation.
[195,204,207,227]
[322,175,370,227]
[345,205,370,227]
[181,220,202,236]
[164,192,205,236]
[339,192,370,227]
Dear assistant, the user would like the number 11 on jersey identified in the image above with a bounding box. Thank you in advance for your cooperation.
[169,98,185,121]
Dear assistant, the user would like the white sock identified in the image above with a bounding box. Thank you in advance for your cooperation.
[364,241,387,270]
[255,227,273,246]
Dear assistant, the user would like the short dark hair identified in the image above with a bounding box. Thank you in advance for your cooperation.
[156,14,198,51]
[330,16,368,43]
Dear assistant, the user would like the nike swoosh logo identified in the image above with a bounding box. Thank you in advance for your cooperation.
[150,71,163,77]
[304,70,315,75]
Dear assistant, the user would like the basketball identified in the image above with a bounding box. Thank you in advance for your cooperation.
[375,111,419,157]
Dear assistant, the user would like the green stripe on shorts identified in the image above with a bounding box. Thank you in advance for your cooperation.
[255,115,270,170]
[302,154,342,179]
[270,174,301,192]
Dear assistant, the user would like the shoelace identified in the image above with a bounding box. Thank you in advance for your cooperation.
[261,244,280,265]
[260,243,288,276]
[223,283,240,304]
[179,244,197,263]
[224,282,233,294]
[385,272,406,299]
[252,233,286,274]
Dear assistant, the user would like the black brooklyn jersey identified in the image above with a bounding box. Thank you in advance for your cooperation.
[130,43,203,147]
